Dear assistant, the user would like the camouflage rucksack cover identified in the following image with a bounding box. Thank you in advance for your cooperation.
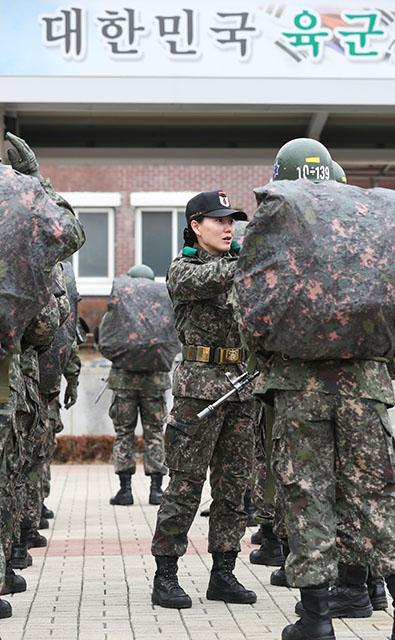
[99,276,179,371]
[38,262,79,392]
[235,179,395,361]
[0,165,84,359]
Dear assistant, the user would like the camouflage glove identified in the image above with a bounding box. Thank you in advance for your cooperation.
[64,382,78,409]
[6,132,40,176]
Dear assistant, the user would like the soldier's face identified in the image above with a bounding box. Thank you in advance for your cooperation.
[191,215,234,255]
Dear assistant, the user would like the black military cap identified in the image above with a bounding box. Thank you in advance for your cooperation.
[186,190,247,225]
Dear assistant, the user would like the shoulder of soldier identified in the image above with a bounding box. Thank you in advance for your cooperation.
[39,176,75,215]
[175,246,226,267]
[167,250,200,280]
[171,248,201,265]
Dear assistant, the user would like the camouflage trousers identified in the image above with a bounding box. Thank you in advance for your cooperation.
[41,397,63,501]
[109,390,167,475]
[0,393,23,575]
[272,390,395,588]
[252,402,276,523]
[18,390,50,531]
[151,397,255,557]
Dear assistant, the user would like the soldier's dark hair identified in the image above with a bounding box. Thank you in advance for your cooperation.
[183,214,204,247]
[183,227,197,247]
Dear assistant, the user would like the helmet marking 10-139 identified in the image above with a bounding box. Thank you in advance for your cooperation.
[273,137,333,182]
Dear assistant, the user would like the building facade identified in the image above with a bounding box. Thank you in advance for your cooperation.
[2,1,395,329]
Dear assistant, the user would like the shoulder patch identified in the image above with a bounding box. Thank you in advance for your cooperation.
[182,246,198,257]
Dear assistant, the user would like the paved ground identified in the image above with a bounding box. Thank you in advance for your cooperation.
[1,465,392,640]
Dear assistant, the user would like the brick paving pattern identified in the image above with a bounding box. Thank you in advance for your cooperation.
[2,465,392,640]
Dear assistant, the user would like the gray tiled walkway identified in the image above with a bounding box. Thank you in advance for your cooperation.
[1,465,392,640]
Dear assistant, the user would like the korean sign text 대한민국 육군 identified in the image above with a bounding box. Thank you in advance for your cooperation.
[1,1,395,77]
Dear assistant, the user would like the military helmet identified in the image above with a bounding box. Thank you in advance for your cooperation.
[273,137,333,182]
[332,160,347,184]
[127,264,155,280]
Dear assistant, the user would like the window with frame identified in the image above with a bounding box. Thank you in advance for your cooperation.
[135,207,186,279]
[132,191,196,279]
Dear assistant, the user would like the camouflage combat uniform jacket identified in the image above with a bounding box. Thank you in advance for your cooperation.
[18,267,70,531]
[44,339,81,440]
[20,288,66,452]
[169,247,251,402]
[254,355,394,406]
[151,245,255,557]
[41,340,82,502]
[108,368,170,394]
[62,341,81,392]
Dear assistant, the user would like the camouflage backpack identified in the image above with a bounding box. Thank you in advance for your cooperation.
[0,165,84,359]
[99,276,179,371]
[235,179,395,361]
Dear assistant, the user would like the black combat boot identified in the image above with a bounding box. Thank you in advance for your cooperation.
[283,584,335,640]
[109,471,133,506]
[367,567,388,610]
[250,524,263,545]
[38,516,49,530]
[26,529,47,549]
[1,565,27,595]
[271,564,290,587]
[385,574,395,640]
[295,564,372,618]
[206,551,257,604]
[244,489,256,527]
[149,473,163,505]
[42,504,54,519]
[271,541,290,586]
[10,543,32,570]
[0,599,12,619]
[249,521,285,566]
[152,556,192,609]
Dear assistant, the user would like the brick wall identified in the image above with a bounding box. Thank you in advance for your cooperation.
[41,161,273,329]
[40,163,272,210]
[41,162,272,271]
[42,161,389,330]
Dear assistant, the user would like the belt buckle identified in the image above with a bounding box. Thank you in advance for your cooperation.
[216,347,240,364]
[195,346,211,363]
[224,348,241,364]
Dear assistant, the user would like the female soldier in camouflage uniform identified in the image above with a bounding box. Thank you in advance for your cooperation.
[151,190,256,608]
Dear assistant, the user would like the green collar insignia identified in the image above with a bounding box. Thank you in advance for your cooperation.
[230,239,241,254]
[182,246,198,257]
